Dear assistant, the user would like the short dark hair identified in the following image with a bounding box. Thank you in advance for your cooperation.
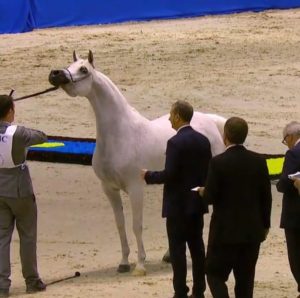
[172,100,193,123]
[224,117,248,144]
[0,95,14,119]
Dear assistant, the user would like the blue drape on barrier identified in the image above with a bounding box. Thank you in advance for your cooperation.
[1,0,300,34]
[30,0,300,29]
[0,0,33,34]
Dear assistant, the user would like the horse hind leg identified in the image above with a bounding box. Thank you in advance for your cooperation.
[102,183,130,273]
[128,185,146,276]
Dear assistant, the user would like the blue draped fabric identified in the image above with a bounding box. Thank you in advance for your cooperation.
[28,0,300,28]
[30,0,300,29]
[0,0,33,34]
[1,0,300,33]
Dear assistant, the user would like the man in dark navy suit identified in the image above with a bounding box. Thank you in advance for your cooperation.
[201,117,272,298]
[277,121,300,298]
[141,100,212,298]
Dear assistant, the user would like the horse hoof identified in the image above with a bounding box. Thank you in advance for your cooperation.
[131,267,146,276]
[117,264,131,273]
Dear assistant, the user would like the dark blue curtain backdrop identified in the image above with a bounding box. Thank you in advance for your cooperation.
[1,0,300,34]
[31,0,300,29]
[0,0,33,33]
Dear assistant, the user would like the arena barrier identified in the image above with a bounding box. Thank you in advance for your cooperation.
[1,0,300,34]
[28,136,284,180]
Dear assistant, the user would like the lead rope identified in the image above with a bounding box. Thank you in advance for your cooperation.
[12,86,59,102]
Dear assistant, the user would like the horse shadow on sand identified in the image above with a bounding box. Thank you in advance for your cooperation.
[47,258,194,285]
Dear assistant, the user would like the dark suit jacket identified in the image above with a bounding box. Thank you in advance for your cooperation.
[204,145,272,244]
[145,125,212,218]
[276,141,300,229]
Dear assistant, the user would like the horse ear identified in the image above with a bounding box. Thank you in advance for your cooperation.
[88,50,95,68]
[73,50,79,62]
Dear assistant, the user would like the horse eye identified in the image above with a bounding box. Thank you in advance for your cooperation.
[80,66,88,74]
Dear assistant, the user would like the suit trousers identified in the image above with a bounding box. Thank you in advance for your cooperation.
[0,196,39,290]
[285,229,300,293]
[206,242,260,298]
[167,214,206,298]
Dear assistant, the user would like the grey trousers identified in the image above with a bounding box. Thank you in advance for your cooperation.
[0,196,40,289]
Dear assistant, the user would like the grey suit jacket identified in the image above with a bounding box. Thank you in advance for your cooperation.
[0,121,47,198]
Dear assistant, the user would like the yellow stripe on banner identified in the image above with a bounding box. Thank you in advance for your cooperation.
[266,157,284,176]
[31,142,65,148]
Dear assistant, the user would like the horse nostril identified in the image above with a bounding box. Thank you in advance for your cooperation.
[49,69,70,86]
[49,70,62,86]
[51,70,60,76]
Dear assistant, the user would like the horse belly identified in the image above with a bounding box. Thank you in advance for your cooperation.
[92,149,146,192]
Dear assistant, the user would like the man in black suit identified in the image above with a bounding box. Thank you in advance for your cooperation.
[141,100,212,298]
[201,117,272,298]
[276,121,300,298]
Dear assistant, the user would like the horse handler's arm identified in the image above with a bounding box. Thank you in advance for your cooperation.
[141,168,165,184]
[143,169,166,184]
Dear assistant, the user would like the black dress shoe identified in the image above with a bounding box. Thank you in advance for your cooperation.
[0,289,9,297]
[26,279,46,293]
[162,253,171,263]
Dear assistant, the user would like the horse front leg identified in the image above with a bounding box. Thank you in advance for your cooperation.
[128,184,146,276]
[102,182,130,273]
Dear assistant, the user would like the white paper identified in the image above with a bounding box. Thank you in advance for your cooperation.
[191,186,200,191]
[288,171,300,179]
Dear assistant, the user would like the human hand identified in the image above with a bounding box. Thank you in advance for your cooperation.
[198,187,205,197]
[291,177,300,195]
[141,169,147,180]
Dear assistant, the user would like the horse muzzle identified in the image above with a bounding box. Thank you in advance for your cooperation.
[49,70,70,87]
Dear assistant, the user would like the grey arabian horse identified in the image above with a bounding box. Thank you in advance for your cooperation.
[49,50,225,276]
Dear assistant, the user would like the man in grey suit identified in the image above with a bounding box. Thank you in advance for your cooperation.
[277,121,300,298]
[0,94,47,297]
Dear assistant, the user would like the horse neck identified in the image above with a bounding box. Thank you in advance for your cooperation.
[87,71,148,138]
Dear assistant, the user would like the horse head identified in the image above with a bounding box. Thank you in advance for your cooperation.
[49,50,95,97]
